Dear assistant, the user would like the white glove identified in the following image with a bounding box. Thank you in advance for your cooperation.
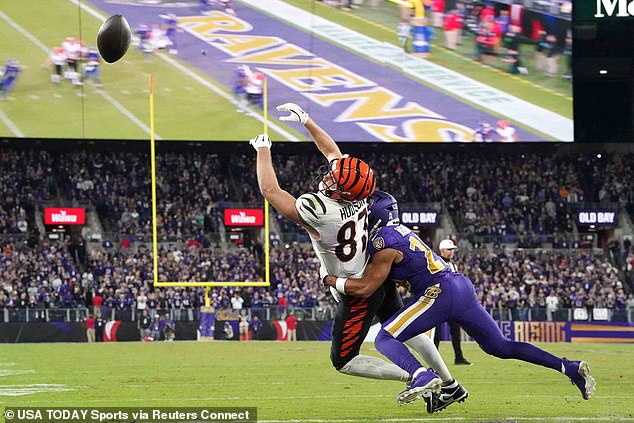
[249,134,272,150]
[276,102,309,125]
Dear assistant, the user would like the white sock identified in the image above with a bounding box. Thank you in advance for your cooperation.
[443,379,458,389]
[405,333,453,383]
[412,367,427,379]
[339,354,410,382]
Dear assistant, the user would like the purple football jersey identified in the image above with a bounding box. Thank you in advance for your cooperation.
[368,224,450,296]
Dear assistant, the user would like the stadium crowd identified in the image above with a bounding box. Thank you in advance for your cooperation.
[12,147,617,246]
[1,146,633,322]
[0,149,55,235]
[1,239,633,322]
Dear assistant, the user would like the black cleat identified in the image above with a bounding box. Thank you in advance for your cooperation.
[454,358,472,366]
[423,383,468,413]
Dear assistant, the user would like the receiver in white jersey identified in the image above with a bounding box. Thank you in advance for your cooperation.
[296,191,369,279]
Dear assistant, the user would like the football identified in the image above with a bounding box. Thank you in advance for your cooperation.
[97,14,131,63]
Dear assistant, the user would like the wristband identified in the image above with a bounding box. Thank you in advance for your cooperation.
[335,277,347,295]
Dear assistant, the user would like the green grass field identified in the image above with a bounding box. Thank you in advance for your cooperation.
[1,341,632,422]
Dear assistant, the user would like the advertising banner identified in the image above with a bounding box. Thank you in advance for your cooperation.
[44,208,86,225]
[223,209,264,227]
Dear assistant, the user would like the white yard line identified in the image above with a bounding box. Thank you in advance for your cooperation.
[0,109,24,137]
[68,0,298,141]
[0,9,160,139]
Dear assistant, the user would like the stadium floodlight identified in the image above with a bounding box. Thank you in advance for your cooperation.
[148,74,271,306]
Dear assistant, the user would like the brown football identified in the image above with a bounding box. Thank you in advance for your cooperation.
[97,14,131,64]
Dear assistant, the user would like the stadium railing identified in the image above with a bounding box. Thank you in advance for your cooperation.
[1,307,89,323]
[3,306,629,324]
[484,306,630,322]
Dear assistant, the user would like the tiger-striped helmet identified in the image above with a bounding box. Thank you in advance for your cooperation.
[320,156,376,202]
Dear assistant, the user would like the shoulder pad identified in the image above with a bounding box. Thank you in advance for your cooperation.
[296,193,327,226]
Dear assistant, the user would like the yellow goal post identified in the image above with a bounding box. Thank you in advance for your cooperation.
[148,74,271,307]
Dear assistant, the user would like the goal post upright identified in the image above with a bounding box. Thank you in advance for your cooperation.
[149,74,271,300]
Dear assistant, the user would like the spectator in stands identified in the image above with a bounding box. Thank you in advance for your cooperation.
[231,291,244,310]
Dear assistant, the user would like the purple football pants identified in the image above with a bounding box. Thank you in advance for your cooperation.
[376,273,562,375]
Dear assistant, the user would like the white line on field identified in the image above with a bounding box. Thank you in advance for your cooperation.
[0,11,50,52]
[97,89,158,137]
[0,109,24,137]
[158,52,298,141]
[68,0,299,141]
[0,9,159,139]
[21,391,628,405]
[0,369,35,377]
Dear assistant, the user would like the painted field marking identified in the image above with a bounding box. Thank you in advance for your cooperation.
[0,384,75,397]
[0,370,35,377]
[0,109,24,137]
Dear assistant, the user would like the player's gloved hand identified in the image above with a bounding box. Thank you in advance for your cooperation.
[249,134,272,150]
[276,102,309,125]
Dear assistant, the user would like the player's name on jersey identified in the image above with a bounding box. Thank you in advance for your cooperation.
[339,199,367,221]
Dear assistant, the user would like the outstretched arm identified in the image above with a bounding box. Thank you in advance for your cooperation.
[304,118,342,163]
[277,103,342,162]
[323,248,400,298]
[251,135,318,237]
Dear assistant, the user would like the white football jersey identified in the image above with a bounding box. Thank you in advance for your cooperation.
[296,191,369,278]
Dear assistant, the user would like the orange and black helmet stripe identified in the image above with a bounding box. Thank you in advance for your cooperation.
[332,156,376,201]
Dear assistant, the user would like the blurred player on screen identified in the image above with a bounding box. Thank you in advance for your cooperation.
[48,47,66,84]
[82,47,102,88]
[163,14,179,55]
[0,58,20,99]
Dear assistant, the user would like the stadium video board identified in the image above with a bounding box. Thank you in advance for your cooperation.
[573,0,634,141]
[0,0,572,142]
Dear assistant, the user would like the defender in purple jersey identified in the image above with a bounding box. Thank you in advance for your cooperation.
[324,191,596,412]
